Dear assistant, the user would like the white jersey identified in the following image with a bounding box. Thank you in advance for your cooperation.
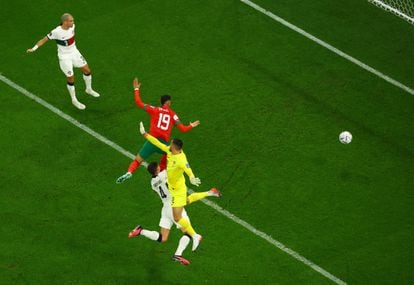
[151,170,189,230]
[150,170,172,206]
[47,24,78,58]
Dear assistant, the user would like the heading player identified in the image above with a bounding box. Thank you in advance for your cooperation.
[27,13,100,110]
[139,122,203,250]
[116,78,200,184]
[128,162,220,265]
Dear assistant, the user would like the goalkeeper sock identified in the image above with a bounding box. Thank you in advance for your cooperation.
[175,234,191,256]
[141,229,160,241]
[128,159,140,173]
[187,192,208,204]
[177,217,196,237]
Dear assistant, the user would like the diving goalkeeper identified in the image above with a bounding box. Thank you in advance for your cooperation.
[139,122,203,251]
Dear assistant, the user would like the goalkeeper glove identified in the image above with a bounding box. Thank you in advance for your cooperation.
[190,177,201,187]
[139,122,146,135]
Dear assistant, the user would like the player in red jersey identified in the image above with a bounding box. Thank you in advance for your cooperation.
[116,78,200,184]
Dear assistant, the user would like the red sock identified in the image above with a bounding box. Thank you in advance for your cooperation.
[159,155,167,171]
[128,160,141,173]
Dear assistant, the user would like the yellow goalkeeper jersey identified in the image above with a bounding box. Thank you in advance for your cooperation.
[145,134,195,191]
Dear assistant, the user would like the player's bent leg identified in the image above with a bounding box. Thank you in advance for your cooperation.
[141,229,161,241]
[174,234,191,256]
[172,195,196,235]
[81,64,91,74]
[116,143,155,184]
[191,234,203,252]
[173,205,202,252]
[174,210,196,237]
[80,64,100,98]
[129,225,162,241]
[172,206,184,223]
[187,191,209,204]
[129,155,144,173]
[116,155,144,184]
[61,60,85,109]
[159,154,167,171]
[160,227,170,243]
[67,76,75,85]
[66,79,85,110]
[187,188,220,204]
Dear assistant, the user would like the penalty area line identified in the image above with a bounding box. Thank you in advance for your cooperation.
[0,74,346,285]
[189,188,347,285]
[240,0,414,96]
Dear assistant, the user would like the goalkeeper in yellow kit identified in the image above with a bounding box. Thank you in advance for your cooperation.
[139,122,204,251]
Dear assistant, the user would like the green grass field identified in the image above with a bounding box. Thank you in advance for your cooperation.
[1,0,413,284]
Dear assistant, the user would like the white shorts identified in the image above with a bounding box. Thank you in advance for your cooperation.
[159,204,189,230]
[58,49,87,77]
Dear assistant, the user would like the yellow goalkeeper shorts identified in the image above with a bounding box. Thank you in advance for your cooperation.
[170,186,187,208]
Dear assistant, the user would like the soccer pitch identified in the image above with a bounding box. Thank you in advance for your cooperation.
[1,0,413,284]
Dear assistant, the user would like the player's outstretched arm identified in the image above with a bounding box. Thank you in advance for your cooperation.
[133,78,146,109]
[176,120,200,132]
[133,77,141,90]
[139,122,169,152]
[26,36,48,53]
[189,176,201,187]
[182,160,200,186]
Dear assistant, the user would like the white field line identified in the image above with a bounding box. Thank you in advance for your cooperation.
[240,0,414,96]
[189,190,347,285]
[0,74,346,285]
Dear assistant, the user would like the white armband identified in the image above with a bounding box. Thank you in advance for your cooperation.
[32,44,39,51]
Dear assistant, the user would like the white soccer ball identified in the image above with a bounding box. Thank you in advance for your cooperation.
[339,131,352,144]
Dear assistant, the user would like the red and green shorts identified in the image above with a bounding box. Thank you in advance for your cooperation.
[138,138,168,159]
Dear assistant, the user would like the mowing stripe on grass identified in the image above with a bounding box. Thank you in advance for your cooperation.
[189,190,347,285]
[0,74,346,285]
[240,0,414,96]
[0,74,135,161]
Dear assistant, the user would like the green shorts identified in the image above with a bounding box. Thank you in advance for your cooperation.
[138,138,168,159]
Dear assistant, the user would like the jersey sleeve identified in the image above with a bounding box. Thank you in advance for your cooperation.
[145,105,156,115]
[47,27,58,40]
[176,123,193,132]
[134,89,146,109]
[183,161,195,179]
[172,113,180,123]
[159,170,168,183]
[134,89,156,114]
[144,134,169,153]
[173,113,193,132]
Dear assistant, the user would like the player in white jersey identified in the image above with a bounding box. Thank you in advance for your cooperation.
[26,13,100,110]
[128,162,220,265]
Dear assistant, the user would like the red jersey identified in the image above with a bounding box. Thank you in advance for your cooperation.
[134,89,193,141]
